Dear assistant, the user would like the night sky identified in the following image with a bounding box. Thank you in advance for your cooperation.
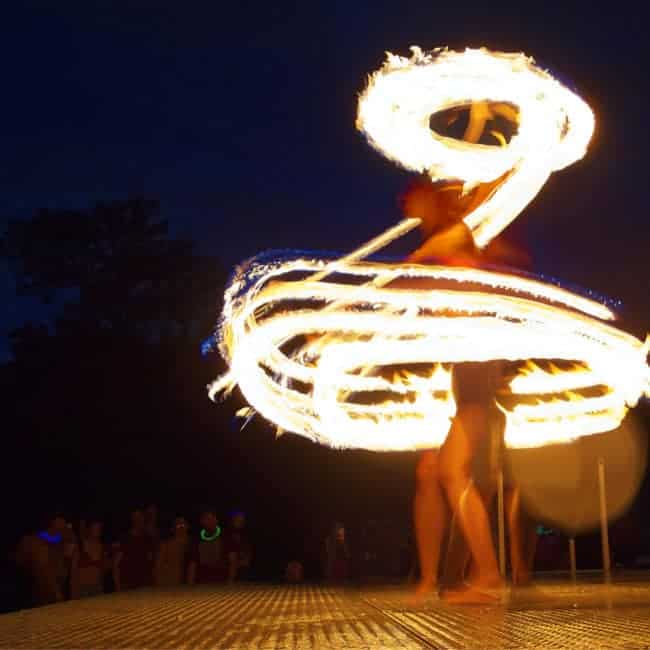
[2,0,649,357]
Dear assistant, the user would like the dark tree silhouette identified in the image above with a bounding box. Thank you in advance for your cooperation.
[2,198,224,348]
[1,198,230,529]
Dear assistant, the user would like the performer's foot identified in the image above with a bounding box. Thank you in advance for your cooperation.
[409,579,439,605]
[442,579,508,605]
[512,569,532,587]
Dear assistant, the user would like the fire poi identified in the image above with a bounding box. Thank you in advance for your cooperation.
[208,47,649,451]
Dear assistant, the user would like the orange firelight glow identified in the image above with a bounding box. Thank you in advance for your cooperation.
[209,47,649,451]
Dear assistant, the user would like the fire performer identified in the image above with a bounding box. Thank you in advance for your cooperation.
[402,102,529,603]
[208,47,648,602]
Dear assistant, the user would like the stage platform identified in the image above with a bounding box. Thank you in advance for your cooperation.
[3,575,650,648]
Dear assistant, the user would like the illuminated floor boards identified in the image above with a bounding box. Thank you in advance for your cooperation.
[3,577,650,648]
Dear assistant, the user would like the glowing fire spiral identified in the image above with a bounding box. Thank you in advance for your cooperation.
[357,47,595,247]
[209,47,649,451]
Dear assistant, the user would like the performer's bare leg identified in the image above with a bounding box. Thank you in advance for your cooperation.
[505,486,528,585]
[443,480,496,589]
[460,482,497,588]
[441,514,470,587]
[505,486,538,586]
[413,450,449,599]
[439,403,505,603]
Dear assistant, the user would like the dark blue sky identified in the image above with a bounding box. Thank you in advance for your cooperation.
[2,1,648,357]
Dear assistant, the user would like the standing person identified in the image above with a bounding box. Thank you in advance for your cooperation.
[359,520,379,583]
[112,509,155,592]
[224,511,252,582]
[62,521,80,600]
[155,517,190,586]
[398,174,503,602]
[400,103,530,604]
[187,508,229,585]
[15,513,68,606]
[324,523,351,583]
[73,518,106,598]
[285,559,304,583]
[144,504,161,550]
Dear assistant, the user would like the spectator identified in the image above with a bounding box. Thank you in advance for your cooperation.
[73,518,106,598]
[112,509,155,591]
[285,560,304,583]
[144,504,161,550]
[2,537,32,612]
[304,522,324,581]
[15,513,68,606]
[224,511,252,582]
[62,522,79,599]
[187,508,229,585]
[324,523,351,583]
[359,519,381,583]
[155,516,190,586]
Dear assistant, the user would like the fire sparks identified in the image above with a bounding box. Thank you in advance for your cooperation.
[208,47,649,450]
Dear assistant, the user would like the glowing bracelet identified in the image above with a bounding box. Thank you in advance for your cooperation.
[200,527,221,541]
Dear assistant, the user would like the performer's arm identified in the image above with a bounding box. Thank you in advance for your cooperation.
[407,221,476,264]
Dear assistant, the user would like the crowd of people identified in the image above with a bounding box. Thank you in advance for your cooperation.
[10,505,253,609]
[8,500,378,611]
[5,496,577,613]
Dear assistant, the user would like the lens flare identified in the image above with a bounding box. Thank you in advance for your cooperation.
[506,414,647,535]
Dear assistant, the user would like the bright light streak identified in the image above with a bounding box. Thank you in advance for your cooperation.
[211,254,649,450]
[356,47,595,247]
[507,360,604,395]
[208,47,649,450]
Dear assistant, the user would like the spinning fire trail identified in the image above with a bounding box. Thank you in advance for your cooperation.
[208,47,649,451]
